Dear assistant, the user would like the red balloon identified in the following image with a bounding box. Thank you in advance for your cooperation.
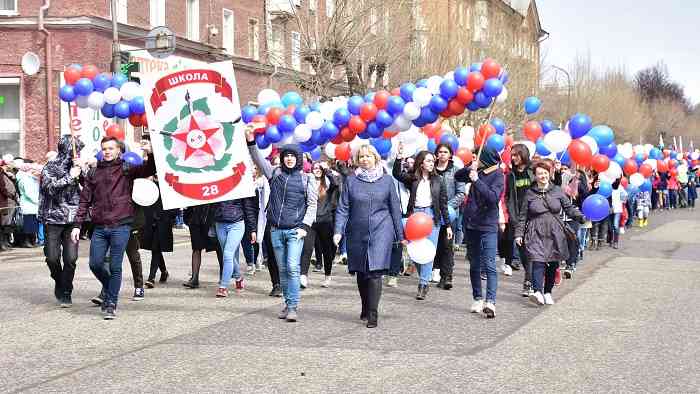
[591,154,610,173]
[128,113,142,127]
[623,159,638,176]
[422,122,441,138]
[404,212,434,241]
[81,64,99,80]
[568,140,593,167]
[335,143,351,162]
[663,149,671,158]
[105,124,125,140]
[331,134,344,145]
[266,107,283,125]
[669,159,678,168]
[504,135,514,147]
[340,127,356,142]
[64,67,81,85]
[383,129,399,139]
[620,177,629,188]
[140,113,149,128]
[359,103,378,122]
[657,160,668,173]
[523,121,542,142]
[639,163,653,178]
[251,115,268,134]
[466,72,485,93]
[455,87,474,105]
[433,130,443,144]
[440,109,453,118]
[373,91,390,109]
[669,168,678,177]
[456,147,473,165]
[447,99,466,116]
[481,59,502,80]
[348,116,367,133]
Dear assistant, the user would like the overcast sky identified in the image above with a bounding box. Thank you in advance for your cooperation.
[538,1,700,105]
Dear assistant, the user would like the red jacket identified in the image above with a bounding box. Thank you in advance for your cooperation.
[74,156,156,228]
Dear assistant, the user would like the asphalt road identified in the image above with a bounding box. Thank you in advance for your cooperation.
[0,208,698,393]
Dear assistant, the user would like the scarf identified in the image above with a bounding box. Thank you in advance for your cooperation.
[355,166,384,183]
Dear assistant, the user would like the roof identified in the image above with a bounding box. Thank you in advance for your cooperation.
[508,0,531,17]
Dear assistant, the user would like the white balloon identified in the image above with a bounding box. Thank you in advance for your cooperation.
[691,152,700,161]
[643,159,658,171]
[643,144,653,155]
[580,135,599,155]
[443,71,455,81]
[598,172,615,183]
[87,92,105,111]
[132,179,160,206]
[543,130,572,153]
[407,238,436,264]
[1,154,14,162]
[603,161,622,180]
[633,144,644,155]
[293,124,312,143]
[305,112,324,130]
[319,101,337,120]
[103,87,121,105]
[412,88,432,107]
[453,156,465,169]
[496,87,508,104]
[441,124,454,134]
[676,153,683,161]
[75,95,89,109]
[325,143,336,159]
[120,81,140,101]
[393,114,412,131]
[257,88,280,105]
[426,76,443,95]
[618,143,633,159]
[460,125,475,139]
[403,102,421,120]
[629,173,645,187]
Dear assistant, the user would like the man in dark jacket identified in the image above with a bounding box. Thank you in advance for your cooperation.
[70,136,155,320]
[39,135,85,307]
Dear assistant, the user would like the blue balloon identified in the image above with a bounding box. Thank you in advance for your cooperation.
[358,131,371,139]
[122,151,144,166]
[640,179,652,192]
[635,152,645,165]
[649,148,662,160]
[490,118,506,135]
[310,146,322,161]
[416,79,429,88]
[523,96,541,115]
[560,151,571,167]
[371,138,392,156]
[364,92,375,103]
[375,110,394,128]
[92,74,112,92]
[309,101,321,112]
[257,105,270,115]
[111,73,128,89]
[320,121,339,140]
[613,153,626,168]
[310,129,324,146]
[498,70,509,85]
[281,91,303,108]
[582,194,610,221]
[300,140,316,152]
[470,63,483,72]
[129,97,145,115]
[114,100,131,119]
[429,95,448,114]
[439,79,459,100]
[74,78,94,96]
[241,105,258,123]
[440,134,459,152]
[466,101,480,112]
[541,119,555,134]
[486,134,505,152]
[482,78,503,98]
[427,139,437,152]
[626,184,639,196]
[59,85,76,102]
[454,67,469,86]
[600,143,618,159]
[588,125,615,147]
[265,125,282,143]
[95,151,104,161]
[277,115,297,134]
[399,83,416,102]
[413,118,428,128]
[386,96,406,116]
[333,108,351,128]
[474,91,491,108]
[568,113,592,139]
[597,181,612,198]
[101,103,115,118]
[347,96,365,115]
[367,122,383,138]
[417,106,439,125]
[536,139,551,156]
[255,133,270,149]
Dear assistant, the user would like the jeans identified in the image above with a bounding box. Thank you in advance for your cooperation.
[89,225,131,307]
[412,207,440,286]
[532,261,558,294]
[577,227,589,254]
[612,213,622,234]
[455,208,465,245]
[216,221,245,289]
[37,223,45,245]
[44,224,79,296]
[271,228,304,310]
[465,229,498,303]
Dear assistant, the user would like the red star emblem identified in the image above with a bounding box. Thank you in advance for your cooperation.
[172,115,220,160]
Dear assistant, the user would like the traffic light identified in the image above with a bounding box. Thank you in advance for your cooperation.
[119,51,140,83]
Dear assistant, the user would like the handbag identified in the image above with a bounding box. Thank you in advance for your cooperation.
[539,194,577,241]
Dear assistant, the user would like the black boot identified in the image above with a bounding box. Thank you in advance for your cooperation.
[443,275,453,290]
[357,276,369,321]
[365,277,382,328]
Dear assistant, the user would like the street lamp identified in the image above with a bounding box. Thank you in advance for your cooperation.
[551,65,571,123]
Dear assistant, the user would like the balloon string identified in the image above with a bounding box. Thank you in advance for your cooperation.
[474,100,499,165]
[68,103,77,159]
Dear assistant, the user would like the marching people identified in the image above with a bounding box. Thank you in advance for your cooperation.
[70,136,156,320]
[455,145,504,318]
[16,162,41,247]
[610,178,628,249]
[334,144,404,328]
[183,203,223,289]
[246,124,318,322]
[393,148,451,300]
[142,183,176,289]
[515,160,585,306]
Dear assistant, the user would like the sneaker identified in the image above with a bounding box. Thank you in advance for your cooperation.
[312,265,322,273]
[278,305,288,319]
[60,295,72,308]
[480,273,487,281]
[133,288,145,301]
[470,299,484,313]
[502,264,513,276]
[521,283,533,297]
[554,267,562,286]
[246,265,256,275]
[145,280,155,289]
[269,284,283,297]
[544,293,555,305]
[215,288,229,298]
[300,275,308,289]
[529,291,545,306]
[103,305,116,320]
[286,309,298,322]
[563,269,573,279]
[483,302,496,318]
[431,269,441,283]
[386,276,398,288]
[91,289,105,306]
[235,278,246,291]
[321,276,331,288]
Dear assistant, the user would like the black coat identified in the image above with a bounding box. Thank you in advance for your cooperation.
[139,196,176,252]
[392,159,449,227]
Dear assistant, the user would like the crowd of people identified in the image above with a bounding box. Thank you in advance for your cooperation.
[1,124,697,326]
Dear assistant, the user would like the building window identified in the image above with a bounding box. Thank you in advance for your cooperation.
[116,0,128,24]
[291,31,301,71]
[270,24,285,66]
[186,0,200,41]
[149,0,166,27]
[0,0,18,15]
[0,79,21,156]
[222,9,235,55]
[326,0,335,17]
[248,19,260,60]
[309,0,317,13]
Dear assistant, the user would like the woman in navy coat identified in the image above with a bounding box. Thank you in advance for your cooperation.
[334,144,404,328]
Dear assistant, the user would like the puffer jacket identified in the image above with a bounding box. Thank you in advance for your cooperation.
[215,196,258,234]
[455,165,505,233]
[435,160,466,209]
[38,135,85,225]
[248,142,318,230]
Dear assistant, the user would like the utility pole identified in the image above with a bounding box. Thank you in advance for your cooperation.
[111,0,121,73]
